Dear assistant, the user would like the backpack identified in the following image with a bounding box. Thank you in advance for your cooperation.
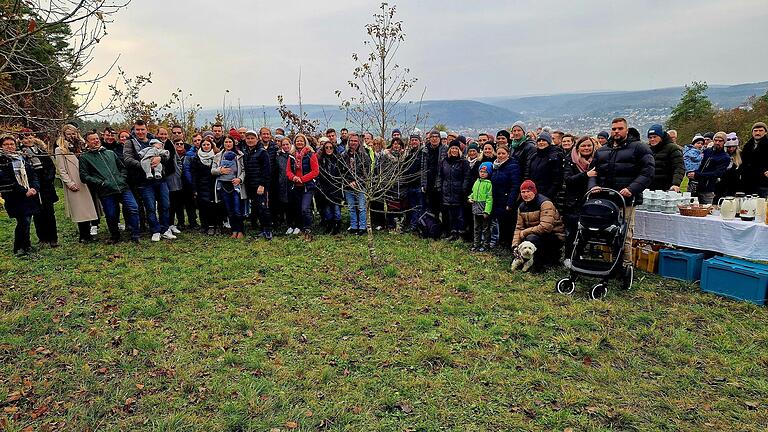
[417,211,442,239]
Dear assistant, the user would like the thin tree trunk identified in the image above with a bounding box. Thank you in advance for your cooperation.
[365,200,376,267]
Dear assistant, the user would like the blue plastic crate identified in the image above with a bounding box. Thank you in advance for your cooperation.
[701,258,768,305]
[658,249,705,281]
[708,256,768,273]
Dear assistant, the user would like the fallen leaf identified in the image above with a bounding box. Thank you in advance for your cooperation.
[397,402,413,413]
[564,428,574,432]
[304,410,313,417]
[95,367,108,374]
[352,405,363,414]
[30,404,49,419]
[124,397,137,413]
[285,420,298,429]
[135,383,145,390]
[745,401,758,410]
[3,406,19,414]
[583,356,593,366]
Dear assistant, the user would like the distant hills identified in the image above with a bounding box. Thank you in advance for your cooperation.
[479,81,768,117]
[197,81,768,133]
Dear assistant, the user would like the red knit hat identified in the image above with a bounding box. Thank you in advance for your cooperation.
[520,179,537,194]
[229,128,241,141]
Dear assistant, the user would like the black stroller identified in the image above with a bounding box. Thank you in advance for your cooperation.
[556,188,634,299]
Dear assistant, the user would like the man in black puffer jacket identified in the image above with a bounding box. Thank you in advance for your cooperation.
[243,130,273,239]
[588,117,654,268]
[742,121,768,198]
[528,131,564,203]
[647,124,684,191]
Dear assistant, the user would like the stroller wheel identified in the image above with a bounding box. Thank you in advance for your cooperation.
[556,278,576,295]
[622,265,634,290]
[590,283,608,300]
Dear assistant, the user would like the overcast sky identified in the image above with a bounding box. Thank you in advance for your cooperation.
[83,0,768,112]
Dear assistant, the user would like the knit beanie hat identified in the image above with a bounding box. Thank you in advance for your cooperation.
[753,121,767,131]
[202,131,215,139]
[520,179,537,194]
[392,128,401,136]
[713,131,727,144]
[149,138,162,146]
[647,124,664,138]
[597,131,609,140]
[537,131,553,146]
[439,131,448,139]
[229,128,241,141]
[725,132,739,147]
[467,142,479,153]
[479,161,493,176]
[496,129,511,141]
[511,121,526,134]
[448,139,462,151]
[223,150,236,161]
[703,132,714,140]
[691,134,705,145]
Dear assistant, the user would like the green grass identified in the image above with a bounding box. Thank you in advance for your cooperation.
[0,202,767,431]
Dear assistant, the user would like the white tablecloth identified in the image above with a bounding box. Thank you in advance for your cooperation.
[634,210,768,261]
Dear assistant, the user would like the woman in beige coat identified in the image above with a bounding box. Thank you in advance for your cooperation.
[54,124,99,242]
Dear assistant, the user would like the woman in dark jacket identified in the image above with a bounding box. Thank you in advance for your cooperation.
[275,137,295,234]
[317,137,343,234]
[439,140,471,240]
[20,132,58,246]
[1,135,41,256]
[528,131,564,202]
[647,125,684,191]
[191,139,218,234]
[715,133,743,202]
[489,144,521,249]
[563,136,597,256]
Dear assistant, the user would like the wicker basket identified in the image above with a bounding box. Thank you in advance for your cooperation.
[677,204,712,217]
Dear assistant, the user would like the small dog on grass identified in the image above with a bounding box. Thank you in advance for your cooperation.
[511,241,536,272]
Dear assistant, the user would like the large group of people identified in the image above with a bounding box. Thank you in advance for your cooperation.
[1,118,766,273]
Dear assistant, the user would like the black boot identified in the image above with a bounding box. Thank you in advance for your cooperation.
[331,221,341,235]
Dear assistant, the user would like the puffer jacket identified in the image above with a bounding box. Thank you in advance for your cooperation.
[513,194,565,246]
[191,155,215,203]
[693,147,730,193]
[490,157,522,218]
[742,136,768,194]
[588,136,654,205]
[242,144,271,190]
[275,150,291,203]
[563,156,590,214]
[420,143,448,190]
[683,144,703,172]
[438,155,471,206]
[318,151,343,203]
[649,136,684,190]
[528,145,563,200]
[510,137,536,180]
[78,146,130,196]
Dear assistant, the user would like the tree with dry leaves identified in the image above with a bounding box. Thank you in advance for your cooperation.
[335,2,424,139]
[0,0,131,135]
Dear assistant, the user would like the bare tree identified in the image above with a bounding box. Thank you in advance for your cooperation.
[0,0,131,135]
[335,2,424,139]
[276,70,319,135]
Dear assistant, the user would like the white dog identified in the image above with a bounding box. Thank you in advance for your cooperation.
[511,241,537,272]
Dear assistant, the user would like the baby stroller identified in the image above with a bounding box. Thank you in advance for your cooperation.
[556,188,634,299]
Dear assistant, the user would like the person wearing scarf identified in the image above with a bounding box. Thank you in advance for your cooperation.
[286,133,320,239]
[563,136,598,256]
[21,131,59,246]
[1,135,41,256]
[54,123,99,242]
[191,139,218,234]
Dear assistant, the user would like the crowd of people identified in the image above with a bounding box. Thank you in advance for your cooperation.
[1,118,766,272]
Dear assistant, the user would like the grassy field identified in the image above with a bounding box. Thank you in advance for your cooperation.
[1,202,767,431]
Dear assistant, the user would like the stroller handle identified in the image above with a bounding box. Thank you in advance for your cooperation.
[582,187,634,210]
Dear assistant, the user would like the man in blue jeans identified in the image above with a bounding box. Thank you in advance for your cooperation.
[79,131,140,243]
[403,132,424,231]
[122,119,175,242]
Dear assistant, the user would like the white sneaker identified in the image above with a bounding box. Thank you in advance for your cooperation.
[118,223,125,231]
[285,227,293,235]
[90,225,98,236]
[291,227,300,235]
[162,228,177,240]
[169,225,181,234]
[151,233,161,242]
[223,220,231,229]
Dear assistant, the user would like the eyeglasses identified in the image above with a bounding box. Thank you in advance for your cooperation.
[726,137,737,141]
